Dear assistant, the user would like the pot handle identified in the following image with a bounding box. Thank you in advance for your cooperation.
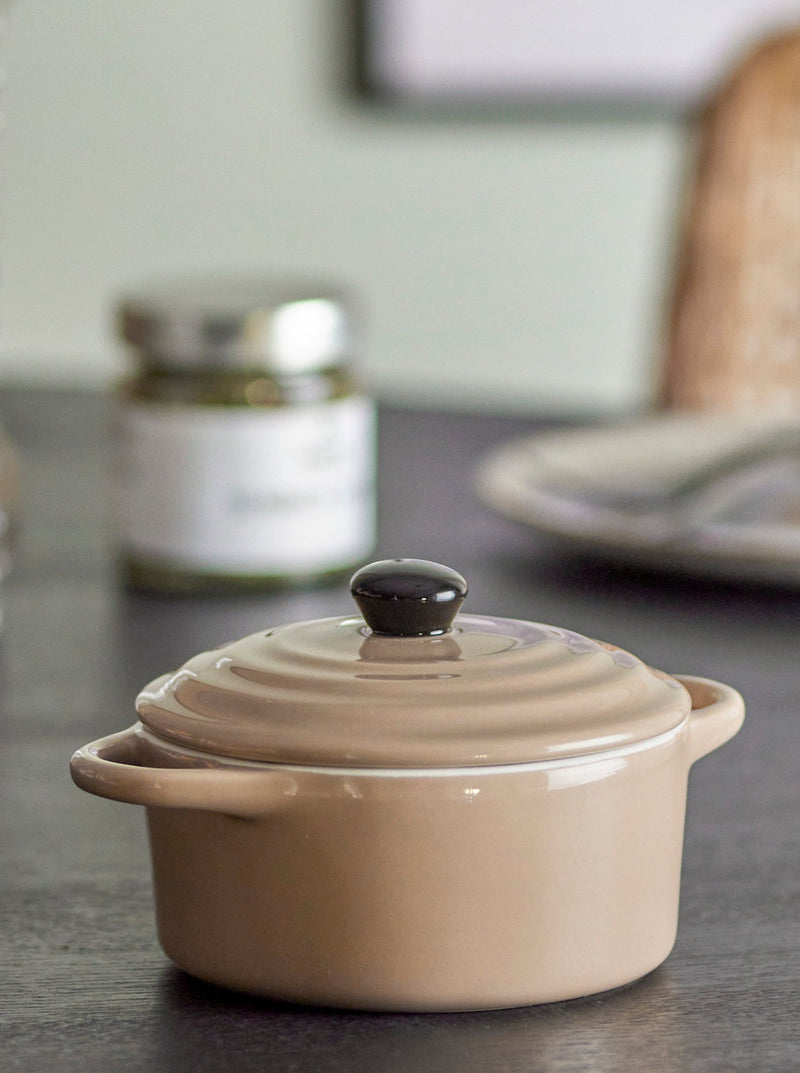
[69,727,297,819]
[674,675,745,765]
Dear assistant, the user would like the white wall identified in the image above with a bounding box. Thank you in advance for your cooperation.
[0,0,687,413]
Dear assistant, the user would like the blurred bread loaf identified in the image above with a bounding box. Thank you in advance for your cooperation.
[662,29,800,414]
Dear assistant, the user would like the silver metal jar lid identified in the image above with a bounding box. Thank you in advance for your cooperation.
[116,276,354,374]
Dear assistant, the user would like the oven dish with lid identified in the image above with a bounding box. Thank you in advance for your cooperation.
[70,558,744,1011]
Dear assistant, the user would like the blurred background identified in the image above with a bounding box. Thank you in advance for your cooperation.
[1,0,798,415]
[0,1,704,414]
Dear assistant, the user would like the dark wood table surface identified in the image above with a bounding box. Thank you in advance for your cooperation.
[1,388,798,1072]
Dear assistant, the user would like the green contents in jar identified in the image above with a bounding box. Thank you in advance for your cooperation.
[112,277,377,594]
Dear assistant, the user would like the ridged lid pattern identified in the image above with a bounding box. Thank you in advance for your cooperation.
[135,560,689,767]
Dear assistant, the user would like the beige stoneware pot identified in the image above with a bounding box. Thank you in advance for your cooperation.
[70,559,744,1011]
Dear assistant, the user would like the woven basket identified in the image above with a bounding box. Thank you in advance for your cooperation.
[662,29,800,415]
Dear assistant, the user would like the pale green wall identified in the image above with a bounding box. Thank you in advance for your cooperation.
[0,0,688,412]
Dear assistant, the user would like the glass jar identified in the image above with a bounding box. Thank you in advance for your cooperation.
[111,277,377,593]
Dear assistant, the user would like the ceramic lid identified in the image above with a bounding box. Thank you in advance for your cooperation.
[135,559,690,768]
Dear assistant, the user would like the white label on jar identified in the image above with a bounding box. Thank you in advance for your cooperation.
[112,396,376,574]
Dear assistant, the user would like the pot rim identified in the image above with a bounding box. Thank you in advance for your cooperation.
[136,717,688,777]
[71,676,742,815]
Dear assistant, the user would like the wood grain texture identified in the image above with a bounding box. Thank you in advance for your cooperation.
[1,390,798,1072]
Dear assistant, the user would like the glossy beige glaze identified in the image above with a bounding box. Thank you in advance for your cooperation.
[70,675,744,1010]
[146,741,687,1010]
[135,614,689,767]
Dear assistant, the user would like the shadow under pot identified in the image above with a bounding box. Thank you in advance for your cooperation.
[70,558,744,1012]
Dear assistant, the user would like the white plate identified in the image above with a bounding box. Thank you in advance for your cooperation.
[475,413,800,584]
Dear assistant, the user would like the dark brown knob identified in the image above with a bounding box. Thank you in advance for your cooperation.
[350,559,468,637]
